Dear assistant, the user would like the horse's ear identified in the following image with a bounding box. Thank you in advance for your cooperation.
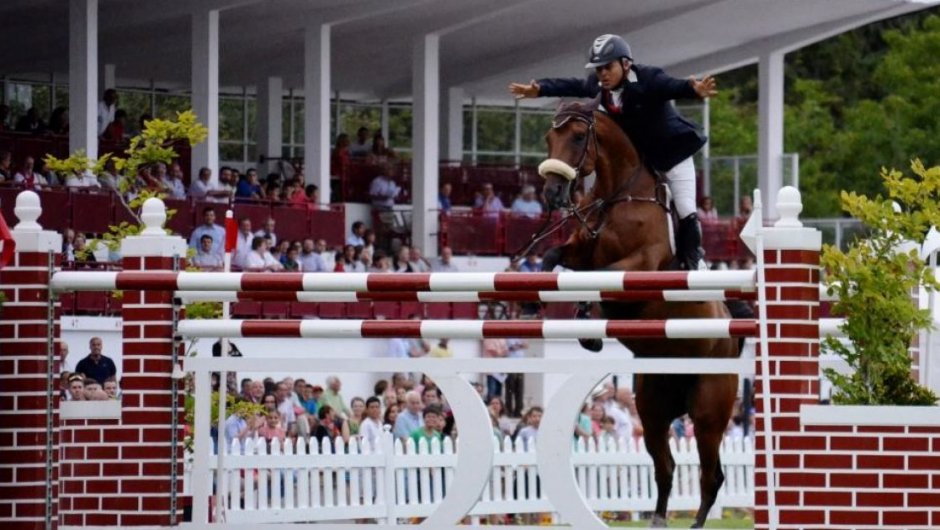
[586,96,602,112]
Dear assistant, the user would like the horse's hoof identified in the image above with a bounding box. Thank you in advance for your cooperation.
[649,514,668,528]
[579,338,603,352]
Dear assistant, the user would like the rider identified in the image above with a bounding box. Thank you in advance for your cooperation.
[509,34,717,271]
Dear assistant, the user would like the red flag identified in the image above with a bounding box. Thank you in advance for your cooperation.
[0,207,14,270]
[224,210,237,254]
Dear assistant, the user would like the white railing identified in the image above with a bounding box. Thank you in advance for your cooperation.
[185,432,754,524]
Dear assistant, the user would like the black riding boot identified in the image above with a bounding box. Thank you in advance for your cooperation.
[677,213,705,271]
[576,302,604,352]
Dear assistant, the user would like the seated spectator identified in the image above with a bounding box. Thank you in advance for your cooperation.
[48,106,69,136]
[192,234,223,270]
[369,164,401,210]
[392,245,414,273]
[515,406,542,449]
[236,168,264,199]
[299,239,327,272]
[346,221,366,247]
[161,162,187,199]
[67,373,85,401]
[393,391,424,440]
[283,245,301,271]
[83,378,109,401]
[189,207,226,258]
[265,182,282,202]
[337,244,365,272]
[73,234,97,264]
[510,185,544,218]
[697,196,718,221]
[102,377,120,400]
[0,150,12,181]
[431,246,459,272]
[362,229,376,257]
[101,109,127,142]
[292,183,320,209]
[438,182,453,213]
[429,338,453,358]
[359,248,373,270]
[518,251,541,272]
[188,167,213,200]
[408,246,431,273]
[475,183,504,217]
[232,218,253,269]
[271,239,290,264]
[62,229,76,262]
[97,88,118,135]
[366,132,396,165]
[349,126,371,159]
[315,239,334,269]
[245,236,284,272]
[14,156,48,190]
[254,217,278,246]
[258,411,287,444]
[98,158,121,190]
[410,404,444,449]
[313,405,350,449]
[65,169,101,188]
[331,133,352,177]
[15,107,46,134]
[207,167,235,203]
[370,251,391,272]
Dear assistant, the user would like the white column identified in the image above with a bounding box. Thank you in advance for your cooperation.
[103,63,115,90]
[69,0,98,159]
[304,23,331,196]
[256,76,283,171]
[412,34,440,256]
[191,9,219,184]
[380,100,390,140]
[758,51,785,220]
[441,86,464,162]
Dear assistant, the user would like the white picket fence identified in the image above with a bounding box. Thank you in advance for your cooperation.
[185,432,754,524]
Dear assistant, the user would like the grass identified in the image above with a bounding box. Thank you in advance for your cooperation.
[613,516,754,528]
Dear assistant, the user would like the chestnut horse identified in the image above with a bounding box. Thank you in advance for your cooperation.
[538,102,740,529]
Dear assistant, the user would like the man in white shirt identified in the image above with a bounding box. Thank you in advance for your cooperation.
[191,235,223,270]
[358,397,384,449]
[347,221,366,247]
[232,218,254,269]
[510,185,544,218]
[65,170,101,188]
[315,239,335,270]
[244,236,283,271]
[254,218,277,247]
[431,246,459,272]
[349,127,372,159]
[408,247,431,273]
[97,89,118,136]
[160,162,187,199]
[299,239,327,272]
[275,381,297,430]
[369,168,401,210]
[210,166,235,203]
[188,208,226,258]
[188,167,213,200]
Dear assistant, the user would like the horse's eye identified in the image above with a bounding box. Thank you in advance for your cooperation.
[573,133,586,143]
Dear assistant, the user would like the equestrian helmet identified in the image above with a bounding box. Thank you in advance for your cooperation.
[585,34,632,68]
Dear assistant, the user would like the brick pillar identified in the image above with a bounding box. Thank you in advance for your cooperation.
[62,198,188,526]
[752,187,822,530]
[0,191,62,529]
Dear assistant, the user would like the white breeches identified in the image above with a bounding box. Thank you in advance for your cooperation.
[666,156,697,219]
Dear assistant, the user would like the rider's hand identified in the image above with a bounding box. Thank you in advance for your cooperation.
[689,75,717,99]
[509,80,540,99]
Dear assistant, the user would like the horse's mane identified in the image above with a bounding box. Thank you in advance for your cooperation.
[554,99,600,119]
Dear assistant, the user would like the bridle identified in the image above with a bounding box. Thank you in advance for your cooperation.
[512,105,668,261]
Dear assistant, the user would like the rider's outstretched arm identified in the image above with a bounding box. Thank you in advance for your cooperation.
[647,67,703,101]
[536,73,602,99]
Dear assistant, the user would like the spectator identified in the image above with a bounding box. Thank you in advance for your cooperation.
[370,251,391,272]
[258,411,287,444]
[368,164,401,210]
[429,338,453,358]
[359,248,373,270]
[408,247,431,273]
[283,246,301,271]
[65,169,101,188]
[410,404,444,449]
[366,132,396,165]
[359,397,384,448]
[82,378,109,401]
[482,338,509,401]
[102,376,120,400]
[302,384,319,416]
[589,402,605,437]
[599,415,618,445]
[48,106,69,136]
[393,390,424,439]
[224,410,263,447]
[518,251,542,272]
[438,182,453,213]
[0,150,12,181]
[15,107,46,134]
[392,245,413,273]
[515,406,542,448]
[74,337,117,386]
[431,246,459,272]
[319,376,351,419]
[254,218,278,246]
[189,167,213,200]
[245,236,283,272]
[163,162,187,199]
[96,158,120,190]
[271,239,290,264]
[510,185,544,218]
[331,133,351,178]
[66,374,85,401]
[738,195,753,218]
[73,234,96,264]
[487,396,513,436]
[362,229,377,257]
[298,239,327,272]
[261,393,278,414]
[207,167,235,203]
[349,126,372,159]
[476,183,504,216]
[697,196,718,221]
[14,156,48,190]
[291,183,319,209]
[245,380,265,404]
[383,402,400,429]
[102,109,127,142]
[275,381,297,431]
[192,234,223,270]
[348,397,366,436]
[347,221,366,247]
[231,218,253,269]
[97,88,118,136]
[338,244,365,272]
[313,405,351,449]
[189,207,226,258]
[315,239,334,268]
[236,168,264,199]
[607,388,642,440]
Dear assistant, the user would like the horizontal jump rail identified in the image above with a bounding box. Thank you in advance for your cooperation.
[176,318,758,339]
[51,270,756,293]
[176,289,758,303]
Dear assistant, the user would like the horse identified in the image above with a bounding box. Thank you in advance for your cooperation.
[538,101,741,529]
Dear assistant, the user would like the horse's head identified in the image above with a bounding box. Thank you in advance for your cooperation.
[538,101,599,211]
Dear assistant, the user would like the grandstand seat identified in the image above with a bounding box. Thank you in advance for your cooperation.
[372,301,400,319]
[232,301,262,318]
[262,302,289,319]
